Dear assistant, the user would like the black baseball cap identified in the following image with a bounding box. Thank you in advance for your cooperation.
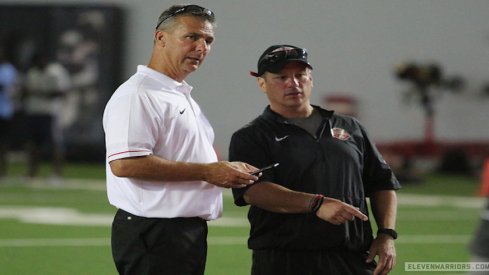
[250,44,313,77]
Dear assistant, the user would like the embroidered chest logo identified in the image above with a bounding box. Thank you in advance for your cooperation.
[179,108,186,114]
[274,135,289,142]
[331,127,351,141]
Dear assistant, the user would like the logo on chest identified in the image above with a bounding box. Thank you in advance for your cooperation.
[331,127,351,141]
[274,135,289,142]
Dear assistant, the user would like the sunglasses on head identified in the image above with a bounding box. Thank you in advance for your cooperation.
[261,48,308,65]
[156,5,215,29]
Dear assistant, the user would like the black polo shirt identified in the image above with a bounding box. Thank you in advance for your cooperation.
[230,105,400,251]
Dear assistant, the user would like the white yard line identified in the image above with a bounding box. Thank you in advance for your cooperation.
[3,177,487,209]
[0,237,248,247]
[0,192,485,227]
[397,193,486,209]
[0,235,472,247]
[0,181,486,250]
[0,238,109,247]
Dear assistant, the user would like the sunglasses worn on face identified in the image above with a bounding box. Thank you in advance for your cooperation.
[156,5,215,29]
[261,48,308,65]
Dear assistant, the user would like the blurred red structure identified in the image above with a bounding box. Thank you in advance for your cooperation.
[323,94,357,117]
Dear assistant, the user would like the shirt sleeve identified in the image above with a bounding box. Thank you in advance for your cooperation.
[359,122,402,195]
[104,92,159,162]
[229,128,274,206]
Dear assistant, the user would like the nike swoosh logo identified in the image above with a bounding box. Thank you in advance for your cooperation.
[275,135,289,142]
[179,109,186,114]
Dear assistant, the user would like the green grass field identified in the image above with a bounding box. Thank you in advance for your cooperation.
[0,163,486,274]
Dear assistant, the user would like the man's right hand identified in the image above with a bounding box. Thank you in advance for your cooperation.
[204,161,259,188]
[316,197,368,225]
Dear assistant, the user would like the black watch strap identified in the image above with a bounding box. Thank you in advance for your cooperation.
[377,228,398,240]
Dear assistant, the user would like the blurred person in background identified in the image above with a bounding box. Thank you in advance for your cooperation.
[56,10,104,130]
[230,44,401,275]
[468,168,489,275]
[468,200,489,275]
[103,4,258,274]
[0,45,18,178]
[23,51,71,182]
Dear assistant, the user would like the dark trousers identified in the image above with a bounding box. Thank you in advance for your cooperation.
[25,114,56,146]
[251,248,376,275]
[111,209,208,275]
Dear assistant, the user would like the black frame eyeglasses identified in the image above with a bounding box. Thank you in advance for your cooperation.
[261,48,308,65]
[156,5,215,29]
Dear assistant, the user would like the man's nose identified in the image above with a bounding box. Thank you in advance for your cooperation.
[285,76,300,87]
[195,39,209,52]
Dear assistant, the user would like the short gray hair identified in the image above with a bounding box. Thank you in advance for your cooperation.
[156,4,216,30]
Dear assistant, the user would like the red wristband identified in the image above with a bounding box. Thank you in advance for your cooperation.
[309,194,324,213]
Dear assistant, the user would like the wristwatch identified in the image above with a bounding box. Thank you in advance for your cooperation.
[377,228,398,240]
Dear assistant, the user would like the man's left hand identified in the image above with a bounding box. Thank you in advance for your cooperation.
[366,234,396,275]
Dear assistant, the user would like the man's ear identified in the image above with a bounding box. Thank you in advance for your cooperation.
[257,77,267,93]
[154,30,166,46]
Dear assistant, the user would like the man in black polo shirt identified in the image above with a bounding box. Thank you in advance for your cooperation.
[230,44,401,275]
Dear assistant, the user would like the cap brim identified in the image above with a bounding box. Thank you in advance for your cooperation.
[267,59,312,74]
[250,60,312,77]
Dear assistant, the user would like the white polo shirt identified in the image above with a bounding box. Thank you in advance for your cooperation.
[103,65,222,220]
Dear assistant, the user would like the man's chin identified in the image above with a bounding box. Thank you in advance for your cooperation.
[186,63,200,72]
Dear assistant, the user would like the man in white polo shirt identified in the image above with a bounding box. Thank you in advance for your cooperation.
[102,4,258,275]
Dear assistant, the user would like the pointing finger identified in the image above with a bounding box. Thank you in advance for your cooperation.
[346,206,368,221]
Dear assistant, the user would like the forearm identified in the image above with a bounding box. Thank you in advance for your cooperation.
[109,155,258,188]
[243,182,370,224]
[243,182,314,213]
[109,155,208,182]
[370,190,398,229]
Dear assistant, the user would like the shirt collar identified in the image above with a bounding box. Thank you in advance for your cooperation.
[262,105,334,124]
[137,65,193,94]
